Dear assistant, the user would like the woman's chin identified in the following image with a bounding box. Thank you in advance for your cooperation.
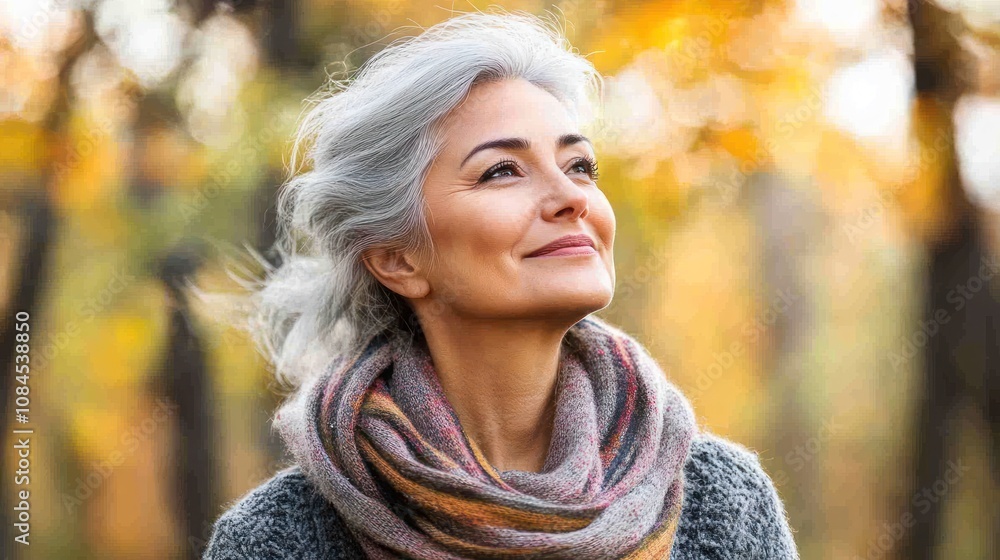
[529,288,614,317]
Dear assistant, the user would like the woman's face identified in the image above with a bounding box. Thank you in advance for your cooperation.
[411,77,616,325]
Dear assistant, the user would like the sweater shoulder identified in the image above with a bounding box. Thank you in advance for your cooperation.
[202,466,363,560]
[671,431,800,560]
[685,430,773,492]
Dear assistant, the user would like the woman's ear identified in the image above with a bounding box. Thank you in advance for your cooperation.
[362,246,431,300]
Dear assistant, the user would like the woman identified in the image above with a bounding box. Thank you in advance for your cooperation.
[204,10,799,560]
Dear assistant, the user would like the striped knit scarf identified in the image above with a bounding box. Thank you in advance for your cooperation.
[274,315,698,559]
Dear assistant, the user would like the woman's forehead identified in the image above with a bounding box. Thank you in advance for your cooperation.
[438,87,580,153]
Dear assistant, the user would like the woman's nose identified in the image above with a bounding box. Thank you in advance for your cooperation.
[540,166,590,221]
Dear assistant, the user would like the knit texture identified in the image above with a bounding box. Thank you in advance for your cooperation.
[203,431,800,559]
[270,316,698,559]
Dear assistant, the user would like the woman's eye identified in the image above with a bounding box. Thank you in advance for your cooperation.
[478,161,519,184]
[570,157,600,180]
[490,166,516,179]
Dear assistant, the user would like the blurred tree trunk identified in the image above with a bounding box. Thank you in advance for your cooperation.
[0,11,97,554]
[749,171,825,556]
[155,246,218,560]
[0,193,54,430]
[124,4,221,555]
[900,0,1000,558]
[252,0,302,473]
[0,190,56,557]
[265,0,300,68]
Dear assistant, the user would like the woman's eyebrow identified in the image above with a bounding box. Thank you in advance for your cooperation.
[460,134,593,168]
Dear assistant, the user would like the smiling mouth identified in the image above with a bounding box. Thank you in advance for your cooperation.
[526,246,598,258]
[526,233,597,258]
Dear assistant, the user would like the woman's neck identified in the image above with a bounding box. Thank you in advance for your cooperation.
[417,316,569,473]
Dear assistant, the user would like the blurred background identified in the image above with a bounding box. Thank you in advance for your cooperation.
[1,0,999,558]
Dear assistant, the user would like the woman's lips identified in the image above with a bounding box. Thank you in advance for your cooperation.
[527,246,597,258]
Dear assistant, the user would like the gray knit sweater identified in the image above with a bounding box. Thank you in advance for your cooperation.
[203,431,799,559]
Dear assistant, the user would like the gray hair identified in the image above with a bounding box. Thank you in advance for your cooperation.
[231,9,603,388]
